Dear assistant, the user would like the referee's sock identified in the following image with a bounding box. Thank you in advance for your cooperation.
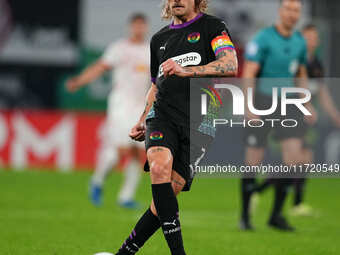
[152,183,186,255]
[241,178,256,222]
[294,178,306,206]
[116,208,161,255]
[270,180,290,220]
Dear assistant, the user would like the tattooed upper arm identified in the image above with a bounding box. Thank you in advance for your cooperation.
[216,48,237,60]
[212,48,238,75]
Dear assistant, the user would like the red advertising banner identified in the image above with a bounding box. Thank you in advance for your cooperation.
[0,110,106,171]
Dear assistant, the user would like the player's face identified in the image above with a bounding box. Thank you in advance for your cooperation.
[130,19,148,40]
[168,0,196,18]
[303,29,319,53]
[279,0,302,30]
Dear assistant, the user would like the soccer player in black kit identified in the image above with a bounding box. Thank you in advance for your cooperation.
[113,1,238,255]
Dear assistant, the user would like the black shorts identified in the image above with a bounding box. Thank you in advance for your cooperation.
[245,92,307,148]
[144,117,212,191]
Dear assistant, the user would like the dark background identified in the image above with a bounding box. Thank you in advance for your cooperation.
[0,0,80,108]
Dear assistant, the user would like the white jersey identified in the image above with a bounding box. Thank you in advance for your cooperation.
[101,38,150,111]
[101,38,150,147]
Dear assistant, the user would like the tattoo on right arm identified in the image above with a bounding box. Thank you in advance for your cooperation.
[182,49,238,77]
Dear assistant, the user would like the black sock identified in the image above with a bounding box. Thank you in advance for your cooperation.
[241,178,256,222]
[270,179,291,220]
[294,178,306,206]
[117,208,161,255]
[152,183,186,255]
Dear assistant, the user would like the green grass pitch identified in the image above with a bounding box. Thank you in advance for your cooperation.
[0,169,339,255]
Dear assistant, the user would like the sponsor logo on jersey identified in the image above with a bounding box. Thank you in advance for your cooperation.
[160,42,167,51]
[187,32,200,43]
[150,131,163,140]
[158,52,202,77]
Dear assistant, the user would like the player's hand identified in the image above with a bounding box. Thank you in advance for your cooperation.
[161,59,188,78]
[129,121,146,142]
[304,104,318,126]
[66,77,82,93]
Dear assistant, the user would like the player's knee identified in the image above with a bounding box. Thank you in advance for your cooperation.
[150,161,171,183]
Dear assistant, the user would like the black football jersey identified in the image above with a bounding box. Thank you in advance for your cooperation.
[149,13,233,127]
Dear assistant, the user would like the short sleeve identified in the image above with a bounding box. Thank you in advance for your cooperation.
[207,19,235,57]
[101,42,121,67]
[245,32,267,64]
[150,37,159,83]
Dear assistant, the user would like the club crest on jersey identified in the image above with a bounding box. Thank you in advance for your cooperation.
[187,32,200,43]
[150,131,164,140]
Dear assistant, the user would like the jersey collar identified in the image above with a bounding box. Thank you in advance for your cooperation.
[169,13,203,29]
[273,25,294,40]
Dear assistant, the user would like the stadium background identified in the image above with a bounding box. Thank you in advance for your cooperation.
[1,0,340,254]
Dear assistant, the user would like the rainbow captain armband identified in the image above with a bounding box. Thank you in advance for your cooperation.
[211,34,235,56]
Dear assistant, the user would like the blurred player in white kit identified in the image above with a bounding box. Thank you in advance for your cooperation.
[66,13,150,209]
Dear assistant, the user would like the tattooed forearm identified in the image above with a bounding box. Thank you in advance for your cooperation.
[226,60,238,72]
[209,60,237,75]
[211,63,226,73]
[183,66,205,77]
[182,49,238,77]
